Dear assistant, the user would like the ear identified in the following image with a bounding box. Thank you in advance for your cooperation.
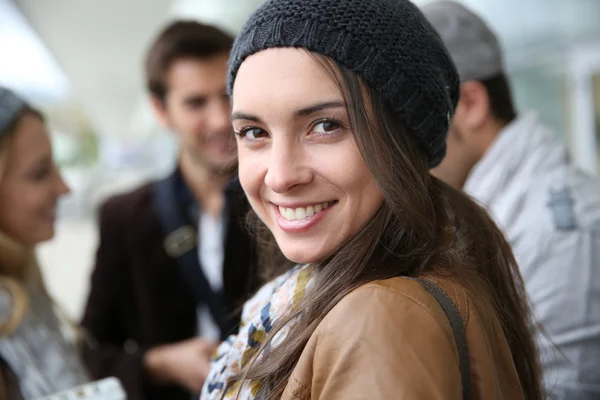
[150,95,170,129]
[457,80,491,131]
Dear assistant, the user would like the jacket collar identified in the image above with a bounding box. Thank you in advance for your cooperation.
[168,166,242,223]
[463,112,568,207]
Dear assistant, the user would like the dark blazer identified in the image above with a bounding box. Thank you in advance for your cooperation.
[80,170,260,400]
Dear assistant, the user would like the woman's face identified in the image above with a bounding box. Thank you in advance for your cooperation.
[0,113,70,245]
[232,48,384,263]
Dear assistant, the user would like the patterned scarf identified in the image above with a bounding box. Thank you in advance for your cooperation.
[201,264,314,400]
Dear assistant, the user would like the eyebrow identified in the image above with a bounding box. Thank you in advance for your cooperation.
[295,100,345,117]
[231,100,346,123]
[231,111,261,123]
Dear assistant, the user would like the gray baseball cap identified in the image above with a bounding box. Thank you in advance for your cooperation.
[0,87,28,138]
[421,1,504,81]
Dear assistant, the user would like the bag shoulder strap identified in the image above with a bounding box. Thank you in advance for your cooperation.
[413,278,470,400]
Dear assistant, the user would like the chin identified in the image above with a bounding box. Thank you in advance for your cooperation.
[279,242,330,265]
[35,228,55,244]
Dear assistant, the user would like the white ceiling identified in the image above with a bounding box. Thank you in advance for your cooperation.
[0,0,70,102]
[14,0,174,139]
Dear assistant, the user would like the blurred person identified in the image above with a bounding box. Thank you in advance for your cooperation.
[423,1,600,398]
[80,21,260,400]
[201,0,544,399]
[0,87,88,398]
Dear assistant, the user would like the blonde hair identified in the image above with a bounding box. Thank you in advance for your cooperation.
[0,115,56,336]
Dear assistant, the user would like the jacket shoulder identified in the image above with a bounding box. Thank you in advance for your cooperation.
[286,276,525,400]
[525,166,600,234]
[287,277,469,400]
[99,181,155,224]
[324,276,470,331]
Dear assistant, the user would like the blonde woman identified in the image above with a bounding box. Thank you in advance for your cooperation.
[0,87,89,399]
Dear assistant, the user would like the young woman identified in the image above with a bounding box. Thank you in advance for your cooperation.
[201,0,543,399]
[0,87,89,398]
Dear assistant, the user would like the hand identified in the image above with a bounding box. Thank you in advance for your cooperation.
[144,337,219,392]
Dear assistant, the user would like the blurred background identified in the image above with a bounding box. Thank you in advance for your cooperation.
[1,0,599,319]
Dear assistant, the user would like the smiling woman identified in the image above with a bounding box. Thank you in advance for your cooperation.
[200,0,543,399]
[0,87,89,399]
[232,50,383,263]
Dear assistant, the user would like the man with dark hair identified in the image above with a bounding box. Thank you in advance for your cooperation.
[423,2,600,398]
[81,20,259,400]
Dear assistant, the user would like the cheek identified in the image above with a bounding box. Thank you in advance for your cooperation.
[237,147,265,200]
[170,108,202,133]
[238,147,273,228]
[327,142,372,189]
[318,141,383,213]
[345,169,383,218]
[0,188,37,235]
[6,188,44,215]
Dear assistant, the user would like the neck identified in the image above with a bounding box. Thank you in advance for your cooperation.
[179,151,233,218]
[437,160,474,190]
[456,120,505,188]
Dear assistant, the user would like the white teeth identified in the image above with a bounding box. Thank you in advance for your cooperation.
[295,207,306,220]
[279,202,333,221]
[286,208,295,221]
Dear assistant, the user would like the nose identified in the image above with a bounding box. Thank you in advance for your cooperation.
[56,173,71,196]
[207,97,233,134]
[264,140,313,193]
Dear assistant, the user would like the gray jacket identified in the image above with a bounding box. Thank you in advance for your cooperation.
[0,281,89,399]
[464,112,600,399]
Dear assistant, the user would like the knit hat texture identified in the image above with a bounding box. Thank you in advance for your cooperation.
[228,0,460,167]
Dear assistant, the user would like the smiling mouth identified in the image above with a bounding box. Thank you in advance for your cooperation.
[277,201,336,221]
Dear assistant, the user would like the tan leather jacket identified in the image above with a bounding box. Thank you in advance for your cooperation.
[282,277,526,400]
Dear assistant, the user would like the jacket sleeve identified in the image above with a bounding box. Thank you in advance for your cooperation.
[80,199,150,400]
[308,285,463,400]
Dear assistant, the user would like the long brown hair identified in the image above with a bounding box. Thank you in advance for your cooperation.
[235,54,542,399]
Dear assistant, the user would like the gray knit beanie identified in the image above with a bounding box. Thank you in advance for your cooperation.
[0,87,28,139]
[228,0,460,168]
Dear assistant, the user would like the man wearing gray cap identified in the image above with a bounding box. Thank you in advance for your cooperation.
[422,1,600,398]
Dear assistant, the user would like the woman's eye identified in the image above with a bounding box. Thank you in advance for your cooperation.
[313,120,341,134]
[237,127,268,140]
[28,164,52,182]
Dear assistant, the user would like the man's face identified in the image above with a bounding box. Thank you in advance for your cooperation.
[431,116,476,189]
[154,53,237,174]
[431,82,489,189]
